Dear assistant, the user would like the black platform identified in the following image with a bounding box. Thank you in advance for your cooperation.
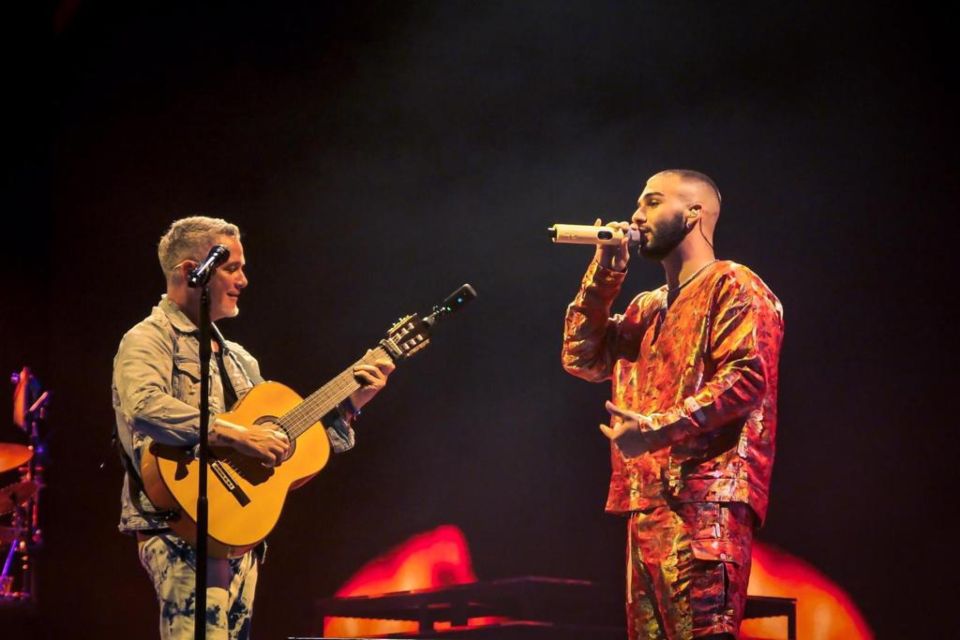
[305,576,796,639]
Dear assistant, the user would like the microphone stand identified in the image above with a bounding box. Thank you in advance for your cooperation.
[186,244,227,640]
[194,282,211,640]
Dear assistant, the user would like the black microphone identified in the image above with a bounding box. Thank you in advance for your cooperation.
[187,244,230,288]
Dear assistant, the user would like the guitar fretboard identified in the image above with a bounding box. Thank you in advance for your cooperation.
[279,346,392,439]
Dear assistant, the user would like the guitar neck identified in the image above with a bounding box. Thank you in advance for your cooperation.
[280,345,392,439]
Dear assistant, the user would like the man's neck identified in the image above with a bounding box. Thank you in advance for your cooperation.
[661,244,716,290]
[166,287,201,327]
[166,288,221,351]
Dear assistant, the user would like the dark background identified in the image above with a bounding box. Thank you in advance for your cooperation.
[2,1,955,637]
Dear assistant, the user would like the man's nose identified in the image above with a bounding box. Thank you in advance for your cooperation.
[631,208,645,224]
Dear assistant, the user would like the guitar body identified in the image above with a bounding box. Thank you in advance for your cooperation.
[140,380,331,558]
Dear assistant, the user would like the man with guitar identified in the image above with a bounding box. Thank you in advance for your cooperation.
[562,170,784,640]
[112,216,394,639]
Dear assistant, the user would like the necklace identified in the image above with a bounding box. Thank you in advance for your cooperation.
[668,259,718,293]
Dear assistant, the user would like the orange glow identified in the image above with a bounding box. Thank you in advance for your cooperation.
[742,541,874,639]
[325,528,874,639]
[323,525,483,637]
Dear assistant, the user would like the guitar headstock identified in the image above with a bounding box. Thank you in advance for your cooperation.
[380,314,431,361]
[377,285,476,362]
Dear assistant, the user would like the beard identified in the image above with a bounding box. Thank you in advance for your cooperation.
[637,214,689,260]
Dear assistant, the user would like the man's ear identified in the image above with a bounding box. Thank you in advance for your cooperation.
[173,260,196,284]
[686,204,702,229]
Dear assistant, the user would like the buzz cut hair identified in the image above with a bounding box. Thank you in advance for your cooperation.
[158,215,239,278]
[660,169,722,205]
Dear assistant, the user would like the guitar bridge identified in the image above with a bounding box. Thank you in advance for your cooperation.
[210,460,251,506]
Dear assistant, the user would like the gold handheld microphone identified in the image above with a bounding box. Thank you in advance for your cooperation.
[548,224,641,246]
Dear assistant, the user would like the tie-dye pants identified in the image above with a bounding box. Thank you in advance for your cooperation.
[137,533,259,640]
[626,502,755,639]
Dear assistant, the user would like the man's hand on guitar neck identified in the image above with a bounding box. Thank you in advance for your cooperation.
[348,351,396,415]
[211,418,290,467]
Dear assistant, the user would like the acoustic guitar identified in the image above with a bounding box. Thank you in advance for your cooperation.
[140,285,475,558]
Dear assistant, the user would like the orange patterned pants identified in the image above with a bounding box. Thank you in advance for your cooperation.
[626,502,755,639]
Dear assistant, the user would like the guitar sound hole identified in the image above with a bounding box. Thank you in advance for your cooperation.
[252,416,296,463]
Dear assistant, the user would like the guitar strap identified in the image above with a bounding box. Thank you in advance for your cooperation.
[212,322,264,386]
[215,349,238,409]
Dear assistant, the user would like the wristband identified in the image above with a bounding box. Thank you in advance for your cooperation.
[340,396,361,421]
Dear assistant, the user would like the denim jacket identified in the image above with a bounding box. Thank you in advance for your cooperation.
[113,296,355,532]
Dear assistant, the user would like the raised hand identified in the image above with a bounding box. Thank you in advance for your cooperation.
[592,218,632,272]
[599,400,664,457]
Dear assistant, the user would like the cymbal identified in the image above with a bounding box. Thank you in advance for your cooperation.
[0,443,32,473]
[0,481,38,514]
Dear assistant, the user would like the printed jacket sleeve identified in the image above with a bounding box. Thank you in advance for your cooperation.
[561,259,628,382]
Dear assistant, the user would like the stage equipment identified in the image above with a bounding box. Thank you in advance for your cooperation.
[0,445,31,474]
[1,368,48,603]
[313,576,797,639]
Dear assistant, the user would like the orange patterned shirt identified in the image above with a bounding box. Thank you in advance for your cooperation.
[562,259,784,522]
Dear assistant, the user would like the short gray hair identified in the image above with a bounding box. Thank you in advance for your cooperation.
[158,216,239,278]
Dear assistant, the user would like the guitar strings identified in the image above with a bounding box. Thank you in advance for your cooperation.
[279,346,390,438]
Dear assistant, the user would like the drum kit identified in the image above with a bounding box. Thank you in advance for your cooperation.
[0,367,46,604]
